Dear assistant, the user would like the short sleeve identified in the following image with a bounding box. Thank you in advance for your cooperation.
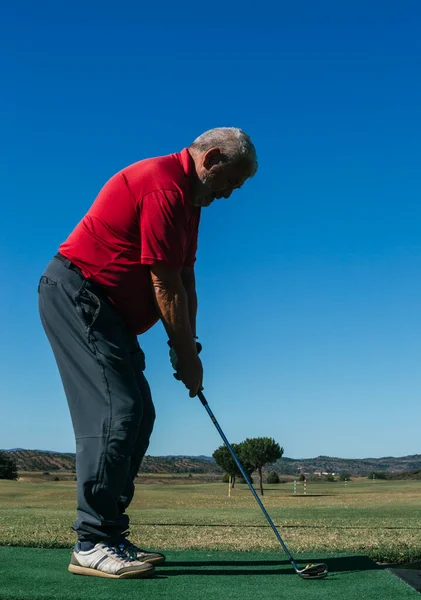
[139,190,189,271]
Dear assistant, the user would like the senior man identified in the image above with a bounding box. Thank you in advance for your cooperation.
[38,127,257,579]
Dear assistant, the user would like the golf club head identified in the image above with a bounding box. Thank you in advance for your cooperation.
[298,563,328,580]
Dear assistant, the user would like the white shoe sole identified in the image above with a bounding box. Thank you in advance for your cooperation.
[68,563,155,579]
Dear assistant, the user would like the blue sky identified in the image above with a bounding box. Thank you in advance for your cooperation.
[1,2,421,459]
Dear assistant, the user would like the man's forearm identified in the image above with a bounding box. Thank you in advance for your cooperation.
[150,267,197,360]
[181,271,197,338]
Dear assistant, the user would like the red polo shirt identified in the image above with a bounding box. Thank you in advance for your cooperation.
[59,148,201,335]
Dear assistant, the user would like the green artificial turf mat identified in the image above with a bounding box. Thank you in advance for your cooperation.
[0,547,418,600]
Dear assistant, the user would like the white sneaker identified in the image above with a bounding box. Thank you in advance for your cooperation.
[68,542,155,579]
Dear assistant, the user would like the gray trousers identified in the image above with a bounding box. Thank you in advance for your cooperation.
[38,256,155,543]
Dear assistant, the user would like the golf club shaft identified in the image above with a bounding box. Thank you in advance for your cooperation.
[197,390,299,570]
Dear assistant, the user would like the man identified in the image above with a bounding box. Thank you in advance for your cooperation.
[38,127,258,579]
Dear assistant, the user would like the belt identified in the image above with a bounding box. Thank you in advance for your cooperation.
[54,253,115,311]
[55,253,85,278]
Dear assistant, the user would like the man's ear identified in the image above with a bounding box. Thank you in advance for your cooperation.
[203,147,223,170]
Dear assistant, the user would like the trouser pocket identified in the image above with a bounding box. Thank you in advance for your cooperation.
[76,284,101,331]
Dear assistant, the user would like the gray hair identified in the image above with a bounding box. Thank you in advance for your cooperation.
[190,127,258,177]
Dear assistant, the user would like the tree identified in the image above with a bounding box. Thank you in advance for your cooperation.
[368,471,388,480]
[0,452,18,480]
[238,475,254,484]
[212,443,253,488]
[339,472,351,481]
[241,437,283,496]
[267,471,280,484]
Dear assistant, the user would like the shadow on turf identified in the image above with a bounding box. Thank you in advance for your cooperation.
[157,555,384,577]
[139,522,421,530]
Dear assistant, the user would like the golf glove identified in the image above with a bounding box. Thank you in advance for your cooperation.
[168,338,202,374]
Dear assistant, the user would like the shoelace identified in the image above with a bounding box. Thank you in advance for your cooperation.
[118,541,138,561]
[118,531,140,561]
[106,544,136,563]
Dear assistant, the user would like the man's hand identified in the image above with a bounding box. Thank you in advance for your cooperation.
[169,341,203,397]
[177,353,203,397]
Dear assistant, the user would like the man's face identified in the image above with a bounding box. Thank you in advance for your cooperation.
[191,148,250,207]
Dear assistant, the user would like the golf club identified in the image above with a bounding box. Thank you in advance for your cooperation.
[197,390,328,580]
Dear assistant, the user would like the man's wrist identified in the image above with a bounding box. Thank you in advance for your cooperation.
[168,336,199,352]
[168,336,197,359]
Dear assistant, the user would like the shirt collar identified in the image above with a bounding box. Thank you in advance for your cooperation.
[176,148,201,213]
[177,148,196,182]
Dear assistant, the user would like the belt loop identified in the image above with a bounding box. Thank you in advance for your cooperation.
[64,258,72,268]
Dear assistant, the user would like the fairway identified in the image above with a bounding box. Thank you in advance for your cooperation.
[1,547,419,600]
[1,476,421,564]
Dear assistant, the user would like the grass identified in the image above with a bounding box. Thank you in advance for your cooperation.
[1,476,421,563]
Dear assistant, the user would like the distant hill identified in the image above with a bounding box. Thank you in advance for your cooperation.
[271,454,421,476]
[2,449,421,476]
[4,450,76,472]
[141,455,222,474]
[2,449,222,474]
